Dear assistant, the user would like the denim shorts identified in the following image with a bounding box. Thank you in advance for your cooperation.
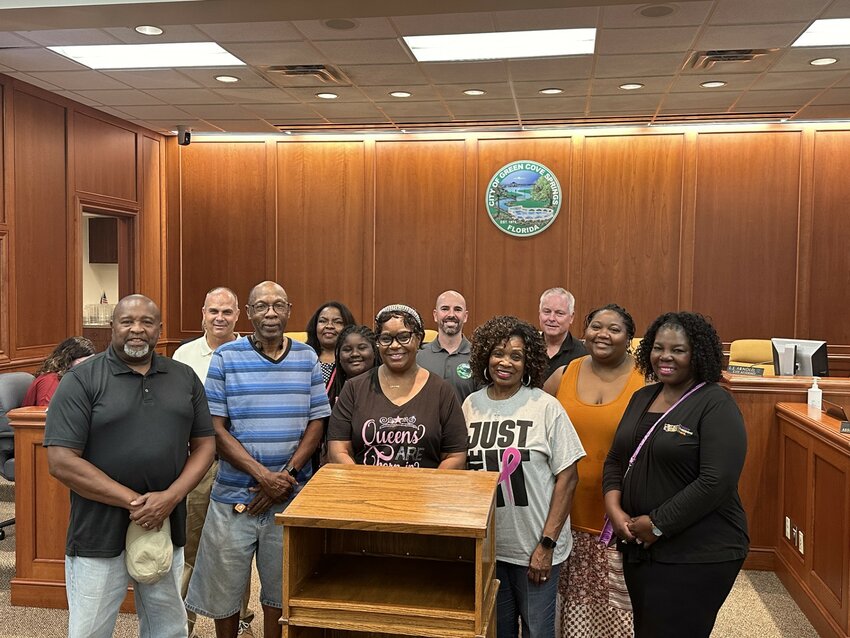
[185,499,285,618]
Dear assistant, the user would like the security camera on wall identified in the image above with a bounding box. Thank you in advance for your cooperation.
[176,125,191,146]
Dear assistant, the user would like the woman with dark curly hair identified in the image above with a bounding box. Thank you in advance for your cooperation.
[602,312,748,638]
[463,316,585,638]
[305,300,356,387]
[546,304,645,638]
[23,336,96,406]
[327,324,381,406]
[327,304,467,469]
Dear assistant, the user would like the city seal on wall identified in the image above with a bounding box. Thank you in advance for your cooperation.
[485,160,562,237]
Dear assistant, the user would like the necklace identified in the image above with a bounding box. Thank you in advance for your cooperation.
[381,365,418,390]
[487,384,522,401]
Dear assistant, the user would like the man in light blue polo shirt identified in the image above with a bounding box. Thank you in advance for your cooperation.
[186,281,330,638]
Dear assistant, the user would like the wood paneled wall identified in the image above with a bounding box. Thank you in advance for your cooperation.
[0,74,165,372]
[168,125,850,372]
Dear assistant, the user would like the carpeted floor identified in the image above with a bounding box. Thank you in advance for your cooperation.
[0,478,819,637]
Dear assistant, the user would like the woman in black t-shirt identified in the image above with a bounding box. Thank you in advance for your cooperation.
[602,312,748,638]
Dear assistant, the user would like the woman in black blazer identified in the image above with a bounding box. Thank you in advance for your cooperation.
[602,312,748,638]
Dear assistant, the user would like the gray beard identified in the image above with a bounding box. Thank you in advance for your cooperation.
[440,322,461,336]
[123,343,150,359]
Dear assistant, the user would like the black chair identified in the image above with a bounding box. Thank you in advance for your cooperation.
[0,372,34,541]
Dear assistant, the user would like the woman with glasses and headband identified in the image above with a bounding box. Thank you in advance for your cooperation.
[327,304,468,469]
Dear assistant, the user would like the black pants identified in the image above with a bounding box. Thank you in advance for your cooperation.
[623,558,744,638]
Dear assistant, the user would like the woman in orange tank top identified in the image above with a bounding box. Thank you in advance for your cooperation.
[544,304,644,638]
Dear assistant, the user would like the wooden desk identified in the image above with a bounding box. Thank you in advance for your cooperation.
[721,373,850,570]
[8,407,133,611]
[276,464,499,638]
[775,403,850,638]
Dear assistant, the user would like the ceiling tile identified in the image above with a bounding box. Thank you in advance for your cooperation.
[94,105,135,119]
[823,0,850,17]
[516,96,586,115]
[492,7,599,30]
[116,104,195,120]
[445,98,517,116]
[75,89,165,106]
[793,104,850,119]
[595,26,698,55]
[0,48,86,72]
[591,76,671,95]
[602,2,713,28]
[661,92,738,111]
[508,56,594,81]
[422,61,508,84]
[373,101,451,117]
[221,41,322,66]
[589,93,663,112]
[15,28,120,46]
[143,88,230,104]
[383,115,453,123]
[452,112,517,121]
[310,101,385,118]
[0,32,38,47]
[812,87,850,105]
[391,12,494,36]
[710,0,830,25]
[294,17,397,40]
[141,118,219,132]
[341,63,430,86]
[102,69,203,89]
[769,47,850,73]
[284,86,369,102]
[313,39,411,65]
[594,52,688,78]
[205,119,282,133]
[55,90,101,106]
[5,71,63,91]
[196,21,302,42]
[179,67,275,88]
[182,104,258,119]
[735,88,821,108]
[212,87,298,103]
[752,71,847,91]
[27,70,129,90]
[669,73,760,92]
[437,83,514,100]
[360,85,440,101]
[243,103,321,119]
[513,79,588,97]
[696,23,809,50]
[102,25,210,44]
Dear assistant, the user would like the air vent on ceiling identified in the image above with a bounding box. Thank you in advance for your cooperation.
[262,64,347,85]
[690,49,777,70]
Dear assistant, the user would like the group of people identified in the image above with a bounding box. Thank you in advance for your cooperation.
[36,281,749,638]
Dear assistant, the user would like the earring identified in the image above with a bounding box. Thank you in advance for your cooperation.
[522,371,532,386]
[483,368,492,383]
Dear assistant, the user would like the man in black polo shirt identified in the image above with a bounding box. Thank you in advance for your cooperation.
[45,294,215,638]
[539,287,587,378]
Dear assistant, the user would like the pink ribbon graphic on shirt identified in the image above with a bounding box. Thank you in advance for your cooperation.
[498,447,522,505]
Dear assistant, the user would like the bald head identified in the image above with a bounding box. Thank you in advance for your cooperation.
[113,294,160,322]
[247,281,290,342]
[203,287,240,343]
[433,289,468,338]
[111,294,161,363]
[248,281,286,305]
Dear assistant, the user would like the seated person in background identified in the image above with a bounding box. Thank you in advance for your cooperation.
[327,304,468,469]
[23,336,95,406]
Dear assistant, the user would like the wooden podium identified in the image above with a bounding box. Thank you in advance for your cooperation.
[276,464,499,638]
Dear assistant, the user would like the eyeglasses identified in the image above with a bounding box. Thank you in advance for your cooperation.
[377,331,415,347]
[248,301,292,315]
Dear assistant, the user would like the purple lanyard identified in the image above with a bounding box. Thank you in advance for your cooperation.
[624,381,706,478]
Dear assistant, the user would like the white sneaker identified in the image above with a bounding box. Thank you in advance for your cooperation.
[237,620,254,636]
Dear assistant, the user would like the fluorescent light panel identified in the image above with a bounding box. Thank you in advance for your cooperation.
[404,28,596,62]
[48,42,244,70]
[793,18,850,47]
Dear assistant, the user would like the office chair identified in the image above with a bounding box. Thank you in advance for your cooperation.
[0,371,35,540]
[728,339,775,376]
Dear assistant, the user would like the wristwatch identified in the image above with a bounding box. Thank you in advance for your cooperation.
[283,464,300,480]
[540,535,557,550]
[650,519,663,537]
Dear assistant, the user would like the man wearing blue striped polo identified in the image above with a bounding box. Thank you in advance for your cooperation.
[185,281,331,638]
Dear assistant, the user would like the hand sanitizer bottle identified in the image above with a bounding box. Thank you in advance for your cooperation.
[808,377,823,412]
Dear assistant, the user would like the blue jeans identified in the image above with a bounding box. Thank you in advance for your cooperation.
[496,560,560,638]
[65,547,186,638]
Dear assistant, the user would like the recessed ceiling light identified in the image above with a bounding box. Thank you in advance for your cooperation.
[389,91,412,98]
[323,18,358,30]
[700,80,727,88]
[463,88,487,96]
[134,25,163,36]
[619,83,644,90]
[793,18,850,47]
[637,4,676,18]
[47,42,244,70]
[809,57,838,66]
[215,75,240,83]
[539,87,564,95]
[403,28,596,62]
[316,92,338,99]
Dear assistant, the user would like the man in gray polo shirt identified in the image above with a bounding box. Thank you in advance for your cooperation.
[417,290,477,402]
[45,294,215,638]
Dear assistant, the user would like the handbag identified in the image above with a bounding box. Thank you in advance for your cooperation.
[598,382,706,546]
